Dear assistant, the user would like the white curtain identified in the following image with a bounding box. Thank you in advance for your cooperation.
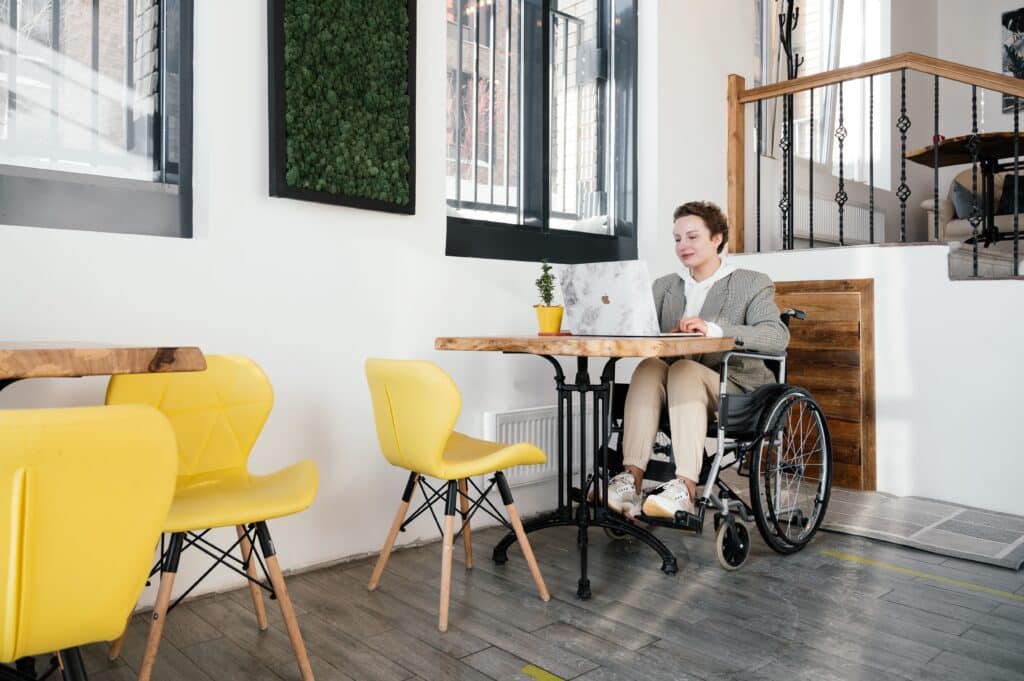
[761,0,890,189]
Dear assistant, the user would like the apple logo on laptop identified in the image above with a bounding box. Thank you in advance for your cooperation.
[601,295,610,304]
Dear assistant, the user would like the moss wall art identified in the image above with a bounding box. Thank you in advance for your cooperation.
[268,0,416,214]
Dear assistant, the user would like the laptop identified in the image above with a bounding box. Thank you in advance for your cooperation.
[558,260,702,337]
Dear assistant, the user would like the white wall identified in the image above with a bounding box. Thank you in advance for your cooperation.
[734,244,1024,516]
[0,1,575,601]
[936,0,1024,189]
[645,0,756,275]
[0,0,1020,607]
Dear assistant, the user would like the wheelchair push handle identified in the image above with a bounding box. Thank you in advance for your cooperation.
[731,309,806,348]
[780,308,806,327]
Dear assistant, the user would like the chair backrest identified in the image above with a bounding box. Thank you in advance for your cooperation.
[0,405,177,661]
[364,359,462,477]
[106,355,274,479]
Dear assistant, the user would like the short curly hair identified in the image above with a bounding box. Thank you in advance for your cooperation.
[673,201,729,254]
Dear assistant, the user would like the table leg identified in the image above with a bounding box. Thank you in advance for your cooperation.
[491,355,678,599]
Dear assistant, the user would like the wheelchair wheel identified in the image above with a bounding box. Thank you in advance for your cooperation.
[715,520,750,570]
[749,388,832,555]
[604,526,630,541]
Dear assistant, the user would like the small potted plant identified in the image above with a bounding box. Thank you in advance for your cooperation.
[535,259,564,334]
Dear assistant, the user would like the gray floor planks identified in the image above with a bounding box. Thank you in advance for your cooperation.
[75,519,1024,681]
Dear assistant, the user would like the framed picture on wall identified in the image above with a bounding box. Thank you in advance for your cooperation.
[268,0,416,214]
[1002,8,1024,113]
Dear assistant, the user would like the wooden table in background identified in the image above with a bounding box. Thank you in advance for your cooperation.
[436,334,734,599]
[906,131,1023,244]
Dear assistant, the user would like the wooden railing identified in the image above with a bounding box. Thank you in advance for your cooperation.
[726,51,1024,265]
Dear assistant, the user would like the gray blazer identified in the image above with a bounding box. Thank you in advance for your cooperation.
[652,269,789,393]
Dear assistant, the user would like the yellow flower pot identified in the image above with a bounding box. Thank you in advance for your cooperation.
[536,305,564,334]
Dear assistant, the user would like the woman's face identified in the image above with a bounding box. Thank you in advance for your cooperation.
[673,215,722,270]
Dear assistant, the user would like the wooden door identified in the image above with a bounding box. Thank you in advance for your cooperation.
[775,279,875,490]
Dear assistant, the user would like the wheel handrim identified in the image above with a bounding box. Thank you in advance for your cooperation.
[762,395,830,547]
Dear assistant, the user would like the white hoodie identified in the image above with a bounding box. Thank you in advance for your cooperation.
[680,258,736,337]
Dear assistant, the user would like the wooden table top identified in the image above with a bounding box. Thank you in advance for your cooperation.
[435,335,735,358]
[906,131,1023,168]
[0,343,206,380]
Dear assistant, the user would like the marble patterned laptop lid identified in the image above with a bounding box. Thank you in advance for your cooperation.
[558,260,662,336]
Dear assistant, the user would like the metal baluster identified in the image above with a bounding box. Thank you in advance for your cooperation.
[896,68,912,243]
[1015,97,1020,276]
[489,2,496,205]
[968,85,981,277]
[454,0,464,208]
[504,0,512,208]
[788,92,796,248]
[933,75,940,241]
[756,99,762,253]
[779,95,791,250]
[869,75,875,243]
[472,2,481,203]
[835,81,847,246]
[809,87,814,248]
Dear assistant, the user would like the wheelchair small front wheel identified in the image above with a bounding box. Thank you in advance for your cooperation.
[715,520,750,571]
[604,526,630,541]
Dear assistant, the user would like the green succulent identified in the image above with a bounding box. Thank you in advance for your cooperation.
[282,0,411,205]
[535,259,556,307]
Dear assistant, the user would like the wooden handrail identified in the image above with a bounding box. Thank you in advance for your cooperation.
[738,52,1024,103]
[724,51,1024,255]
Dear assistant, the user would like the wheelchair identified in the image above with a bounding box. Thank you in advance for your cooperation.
[603,309,833,571]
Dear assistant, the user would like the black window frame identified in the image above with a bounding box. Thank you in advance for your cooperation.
[445,0,638,264]
[0,0,193,238]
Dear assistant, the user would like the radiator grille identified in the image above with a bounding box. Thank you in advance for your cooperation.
[793,189,884,244]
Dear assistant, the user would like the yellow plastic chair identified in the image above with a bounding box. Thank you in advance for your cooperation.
[365,359,550,631]
[105,355,318,681]
[0,405,178,681]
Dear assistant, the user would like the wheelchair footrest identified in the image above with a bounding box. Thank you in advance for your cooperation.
[635,510,703,534]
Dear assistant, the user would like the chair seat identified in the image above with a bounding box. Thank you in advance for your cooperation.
[429,431,546,480]
[164,460,319,532]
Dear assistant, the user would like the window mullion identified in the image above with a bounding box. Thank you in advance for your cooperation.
[541,0,551,232]
[520,0,547,230]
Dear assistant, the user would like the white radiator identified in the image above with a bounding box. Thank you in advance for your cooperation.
[483,406,591,487]
[792,189,884,244]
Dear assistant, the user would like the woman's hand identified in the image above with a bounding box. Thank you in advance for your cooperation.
[677,317,708,335]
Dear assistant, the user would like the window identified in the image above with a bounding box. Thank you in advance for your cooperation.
[759,0,890,189]
[0,0,192,237]
[445,0,638,263]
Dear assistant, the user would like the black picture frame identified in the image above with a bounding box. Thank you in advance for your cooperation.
[267,0,417,214]
[1002,8,1024,113]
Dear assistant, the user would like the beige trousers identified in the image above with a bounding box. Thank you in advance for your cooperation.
[622,358,729,482]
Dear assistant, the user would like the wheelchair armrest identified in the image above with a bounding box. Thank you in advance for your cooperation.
[721,350,786,364]
[719,350,788,393]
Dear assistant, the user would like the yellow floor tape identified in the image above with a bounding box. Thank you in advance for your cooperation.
[521,664,565,681]
[821,549,1024,602]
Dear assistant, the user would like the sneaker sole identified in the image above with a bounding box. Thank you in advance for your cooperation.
[642,496,693,519]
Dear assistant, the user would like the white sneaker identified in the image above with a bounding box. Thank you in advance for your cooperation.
[642,478,695,519]
[604,472,641,515]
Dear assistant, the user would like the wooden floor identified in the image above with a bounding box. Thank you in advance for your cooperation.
[79,523,1024,681]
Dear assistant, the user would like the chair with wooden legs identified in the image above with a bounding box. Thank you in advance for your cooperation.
[105,355,319,681]
[364,359,550,632]
[0,405,178,681]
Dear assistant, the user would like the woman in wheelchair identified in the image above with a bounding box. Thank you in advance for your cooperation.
[609,201,791,520]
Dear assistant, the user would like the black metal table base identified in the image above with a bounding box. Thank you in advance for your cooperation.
[492,504,678,599]
[490,354,679,600]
